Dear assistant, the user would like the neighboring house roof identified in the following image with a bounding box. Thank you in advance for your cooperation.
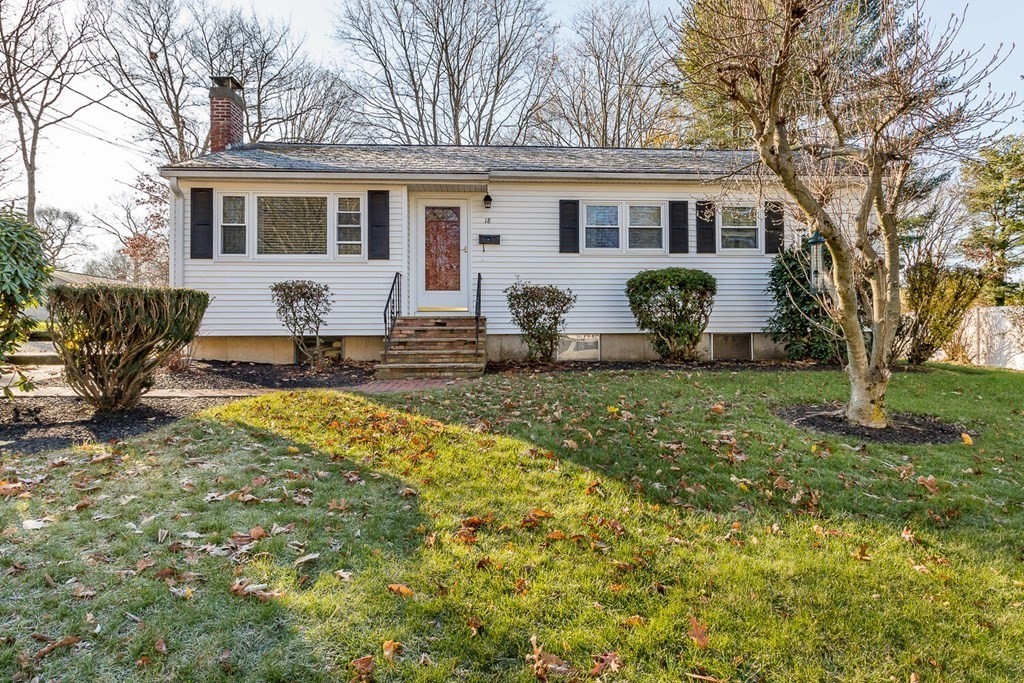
[51,270,122,286]
[160,143,761,179]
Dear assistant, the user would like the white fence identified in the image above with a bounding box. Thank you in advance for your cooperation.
[957,306,1024,371]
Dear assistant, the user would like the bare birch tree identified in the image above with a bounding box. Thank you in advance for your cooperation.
[336,0,553,145]
[92,0,357,163]
[676,0,1010,427]
[0,0,95,224]
[532,0,679,147]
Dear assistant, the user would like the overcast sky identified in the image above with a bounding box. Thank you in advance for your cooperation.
[17,0,1024,264]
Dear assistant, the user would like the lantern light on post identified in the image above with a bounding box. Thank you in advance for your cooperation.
[807,230,826,293]
[483,193,493,209]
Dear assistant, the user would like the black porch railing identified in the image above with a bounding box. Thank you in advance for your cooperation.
[383,272,401,363]
[474,272,483,353]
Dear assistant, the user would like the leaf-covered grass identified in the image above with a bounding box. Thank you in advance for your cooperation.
[1,364,1023,682]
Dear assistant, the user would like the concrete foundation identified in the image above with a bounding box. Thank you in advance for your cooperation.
[196,332,786,365]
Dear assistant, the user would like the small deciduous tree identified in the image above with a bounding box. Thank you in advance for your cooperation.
[675,0,1010,426]
[34,206,91,267]
[505,280,576,362]
[625,268,716,361]
[91,175,169,285]
[0,211,49,396]
[894,263,984,366]
[269,280,332,364]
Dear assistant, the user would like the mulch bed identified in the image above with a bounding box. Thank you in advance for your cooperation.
[0,397,230,456]
[775,403,969,445]
[34,359,375,391]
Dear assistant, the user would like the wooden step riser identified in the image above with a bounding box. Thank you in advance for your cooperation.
[391,329,486,340]
[389,338,484,349]
[384,352,486,364]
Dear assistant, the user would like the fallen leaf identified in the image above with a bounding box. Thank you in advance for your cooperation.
[961,433,973,446]
[622,615,646,628]
[590,651,622,677]
[710,403,726,415]
[466,615,483,636]
[851,544,873,562]
[154,639,168,654]
[350,654,374,679]
[136,558,156,573]
[688,616,709,649]
[335,569,354,581]
[286,446,300,454]
[382,640,402,662]
[527,635,574,680]
[387,583,414,598]
[33,635,81,660]
[293,553,320,567]
[917,475,940,496]
[22,518,51,530]
[249,526,268,540]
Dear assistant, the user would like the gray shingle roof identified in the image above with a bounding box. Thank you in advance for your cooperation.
[161,143,760,177]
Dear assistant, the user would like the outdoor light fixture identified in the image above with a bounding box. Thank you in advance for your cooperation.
[483,193,493,209]
[807,230,827,293]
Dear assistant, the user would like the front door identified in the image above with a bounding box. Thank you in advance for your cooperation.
[417,199,469,311]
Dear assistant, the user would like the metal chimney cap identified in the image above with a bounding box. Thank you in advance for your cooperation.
[211,75,242,90]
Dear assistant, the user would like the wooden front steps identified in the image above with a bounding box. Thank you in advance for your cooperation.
[376,316,487,379]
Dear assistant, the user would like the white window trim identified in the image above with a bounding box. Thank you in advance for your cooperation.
[334,192,368,259]
[718,203,762,253]
[215,192,249,259]
[579,201,668,255]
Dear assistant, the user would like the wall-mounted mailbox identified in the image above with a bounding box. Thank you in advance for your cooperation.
[478,234,501,245]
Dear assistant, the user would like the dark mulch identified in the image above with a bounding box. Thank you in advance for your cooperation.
[486,359,841,375]
[0,397,230,456]
[35,360,375,391]
[775,403,970,445]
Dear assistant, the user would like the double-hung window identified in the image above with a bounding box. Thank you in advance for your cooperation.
[627,204,664,250]
[220,195,247,255]
[584,203,621,249]
[256,196,328,256]
[336,196,363,256]
[720,205,758,250]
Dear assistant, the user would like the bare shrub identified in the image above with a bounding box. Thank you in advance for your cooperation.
[269,280,332,365]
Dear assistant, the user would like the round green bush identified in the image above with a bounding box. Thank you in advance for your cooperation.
[625,268,717,361]
[0,211,49,395]
[49,284,209,411]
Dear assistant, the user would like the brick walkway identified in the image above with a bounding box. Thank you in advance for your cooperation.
[7,378,465,399]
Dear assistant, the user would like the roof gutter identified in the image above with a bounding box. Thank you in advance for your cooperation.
[158,168,492,183]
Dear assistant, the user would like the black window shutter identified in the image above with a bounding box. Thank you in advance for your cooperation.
[190,188,213,259]
[668,200,689,254]
[559,200,580,253]
[367,190,390,260]
[764,201,785,254]
[696,200,716,254]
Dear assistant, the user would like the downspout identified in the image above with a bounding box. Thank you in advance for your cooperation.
[168,178,184,288]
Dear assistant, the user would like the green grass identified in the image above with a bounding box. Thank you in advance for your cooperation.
[1,364,1023,681]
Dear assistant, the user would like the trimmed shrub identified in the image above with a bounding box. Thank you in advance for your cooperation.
[49,285,209,412]
[270,280,332,364]
[505,280,577,362]
[1,212,50,396]
[625,268,716,361]
[893,262,984,366]
[763,246,846,365]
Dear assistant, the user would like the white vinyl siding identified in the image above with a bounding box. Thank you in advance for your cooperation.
[178,179,794,338]
[180,182,406,336]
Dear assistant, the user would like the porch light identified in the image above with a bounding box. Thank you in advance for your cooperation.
[483,193,493,209]
[807,230,826,293]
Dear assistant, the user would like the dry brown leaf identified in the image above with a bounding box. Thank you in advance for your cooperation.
[154,639,168,654]
[622,615,646,629]
[466,616,483,636]
[136,558,155,573]
[382,640,402,662]
[293,553,320,567]
[590,651,623,677]
[249,526,268,540]
[688,616,710,649]
[851,544,873,562]
[33,635,81,660]
[350,654,374,679]
[387,583,414,598]
[917,475,940,496]
[527,635,574,681]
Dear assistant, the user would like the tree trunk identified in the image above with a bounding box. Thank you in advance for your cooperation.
[845,364,890,428]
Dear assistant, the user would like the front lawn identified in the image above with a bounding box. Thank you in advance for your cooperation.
[2,365,1022,681]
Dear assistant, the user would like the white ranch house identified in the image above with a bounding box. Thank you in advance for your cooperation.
[160,79,803,376]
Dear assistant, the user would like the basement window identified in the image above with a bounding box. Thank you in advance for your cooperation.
[256,195,328,256]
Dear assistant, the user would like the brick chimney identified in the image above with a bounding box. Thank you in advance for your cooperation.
[209,76,244,153]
